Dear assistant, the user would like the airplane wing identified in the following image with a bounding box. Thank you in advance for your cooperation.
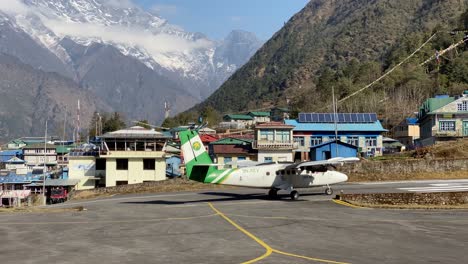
[225,160,261,168]
[284,157,360,170]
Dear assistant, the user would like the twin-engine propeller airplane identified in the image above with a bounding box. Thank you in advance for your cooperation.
[180,129,359,200]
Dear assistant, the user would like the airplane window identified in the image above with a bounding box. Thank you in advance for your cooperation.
[266,172,270,176]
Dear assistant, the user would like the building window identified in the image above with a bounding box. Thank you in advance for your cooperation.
[224,157,232,163]
[347,136,359,146]
[277,130,290,142]
[116,159,128,170]
[365,137,377,147]
[310,136,322,146]
[294,137,305,146]
[264,157,273,162]
[260,130,274,141]
[457,101,468,111]
[143,159,155,170]
[96,159,106,170]
[238,157,246,161]
[439,121,456,131]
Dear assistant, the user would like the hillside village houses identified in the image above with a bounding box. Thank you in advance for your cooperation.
[393,118,420,148]
[417,91,468,146]
[285,113,387,160]
[253,122,296,162]
[22,143,57,170]
[209,137,256,166]
[3,95,468,201]
[68,126,170,190]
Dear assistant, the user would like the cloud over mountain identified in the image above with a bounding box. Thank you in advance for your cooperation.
[42,18,213,54]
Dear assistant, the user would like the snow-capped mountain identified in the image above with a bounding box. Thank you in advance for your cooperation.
[1,0,262,100]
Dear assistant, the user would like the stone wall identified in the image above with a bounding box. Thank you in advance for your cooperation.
[340,158,468,181]
[339,192,468,206]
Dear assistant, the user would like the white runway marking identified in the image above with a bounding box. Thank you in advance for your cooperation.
[399,182,468,192]
[359,179,468,185]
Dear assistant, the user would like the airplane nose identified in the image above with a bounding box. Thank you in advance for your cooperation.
[329,171,348,183]
[339,172,348,182]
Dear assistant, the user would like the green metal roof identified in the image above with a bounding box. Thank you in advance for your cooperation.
[223,114,253,120]
[248,111,271,117]
[420,96,455,114]
[55,145,74,154]
[22,143,56,149]
[210,137,253,145]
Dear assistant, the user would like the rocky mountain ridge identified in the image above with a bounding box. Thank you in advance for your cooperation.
[0,0,262,142]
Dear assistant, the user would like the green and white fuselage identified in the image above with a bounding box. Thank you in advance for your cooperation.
[180,130,352,199]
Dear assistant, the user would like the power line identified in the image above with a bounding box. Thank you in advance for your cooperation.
[318,33,438,111]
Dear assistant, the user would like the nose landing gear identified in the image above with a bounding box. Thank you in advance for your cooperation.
[325,185,333,195]
[290,190,299,200]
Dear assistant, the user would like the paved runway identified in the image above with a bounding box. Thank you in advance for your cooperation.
[1,180,468,264]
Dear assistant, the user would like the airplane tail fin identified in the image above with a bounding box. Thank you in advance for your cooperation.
[180,129,215,182]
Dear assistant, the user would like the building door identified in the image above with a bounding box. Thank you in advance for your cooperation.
[322,151,331,160]
[463,121,468,136]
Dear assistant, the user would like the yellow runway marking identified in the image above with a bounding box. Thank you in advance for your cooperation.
[0,214,217,225]
[332,199,366,209]
[208,202,273,263]
[208,202,350,264]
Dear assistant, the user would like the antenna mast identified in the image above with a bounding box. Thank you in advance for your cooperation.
[164,100,171,119]
[75,100,81,144]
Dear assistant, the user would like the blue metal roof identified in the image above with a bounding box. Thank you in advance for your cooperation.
[285,119,387,132]
[0,172,45,184]
[310,140,358,150]
[0,150,22,162]
[406,118,418,125]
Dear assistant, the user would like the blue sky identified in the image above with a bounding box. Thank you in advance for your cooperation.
[134,0,309,40]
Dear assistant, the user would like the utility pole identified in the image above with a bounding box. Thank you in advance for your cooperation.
[332,87,339,156]
[42,120,48,206]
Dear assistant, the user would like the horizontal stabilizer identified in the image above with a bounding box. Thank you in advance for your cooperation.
[193,164,224,167]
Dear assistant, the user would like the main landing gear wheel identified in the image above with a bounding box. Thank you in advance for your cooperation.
[325,188,333,195]
[268,189,278,199]
[290,190,299,200]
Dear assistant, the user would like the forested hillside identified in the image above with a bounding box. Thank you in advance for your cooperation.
[165,0,468,129]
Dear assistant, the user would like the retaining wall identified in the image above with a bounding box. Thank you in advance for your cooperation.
[340,158,468,181]
[339,192,468,206]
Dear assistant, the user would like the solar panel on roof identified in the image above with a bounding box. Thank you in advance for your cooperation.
[297,112,379,123]
[310,113,317,122]
[319,113,325,122]
[338,113,345,122]
[299,113,306,123]
[357,114,364,122]
[362,113,368,122]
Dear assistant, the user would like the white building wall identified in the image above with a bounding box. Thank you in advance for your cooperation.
[68,157,97,190]
[258,151,293,162]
